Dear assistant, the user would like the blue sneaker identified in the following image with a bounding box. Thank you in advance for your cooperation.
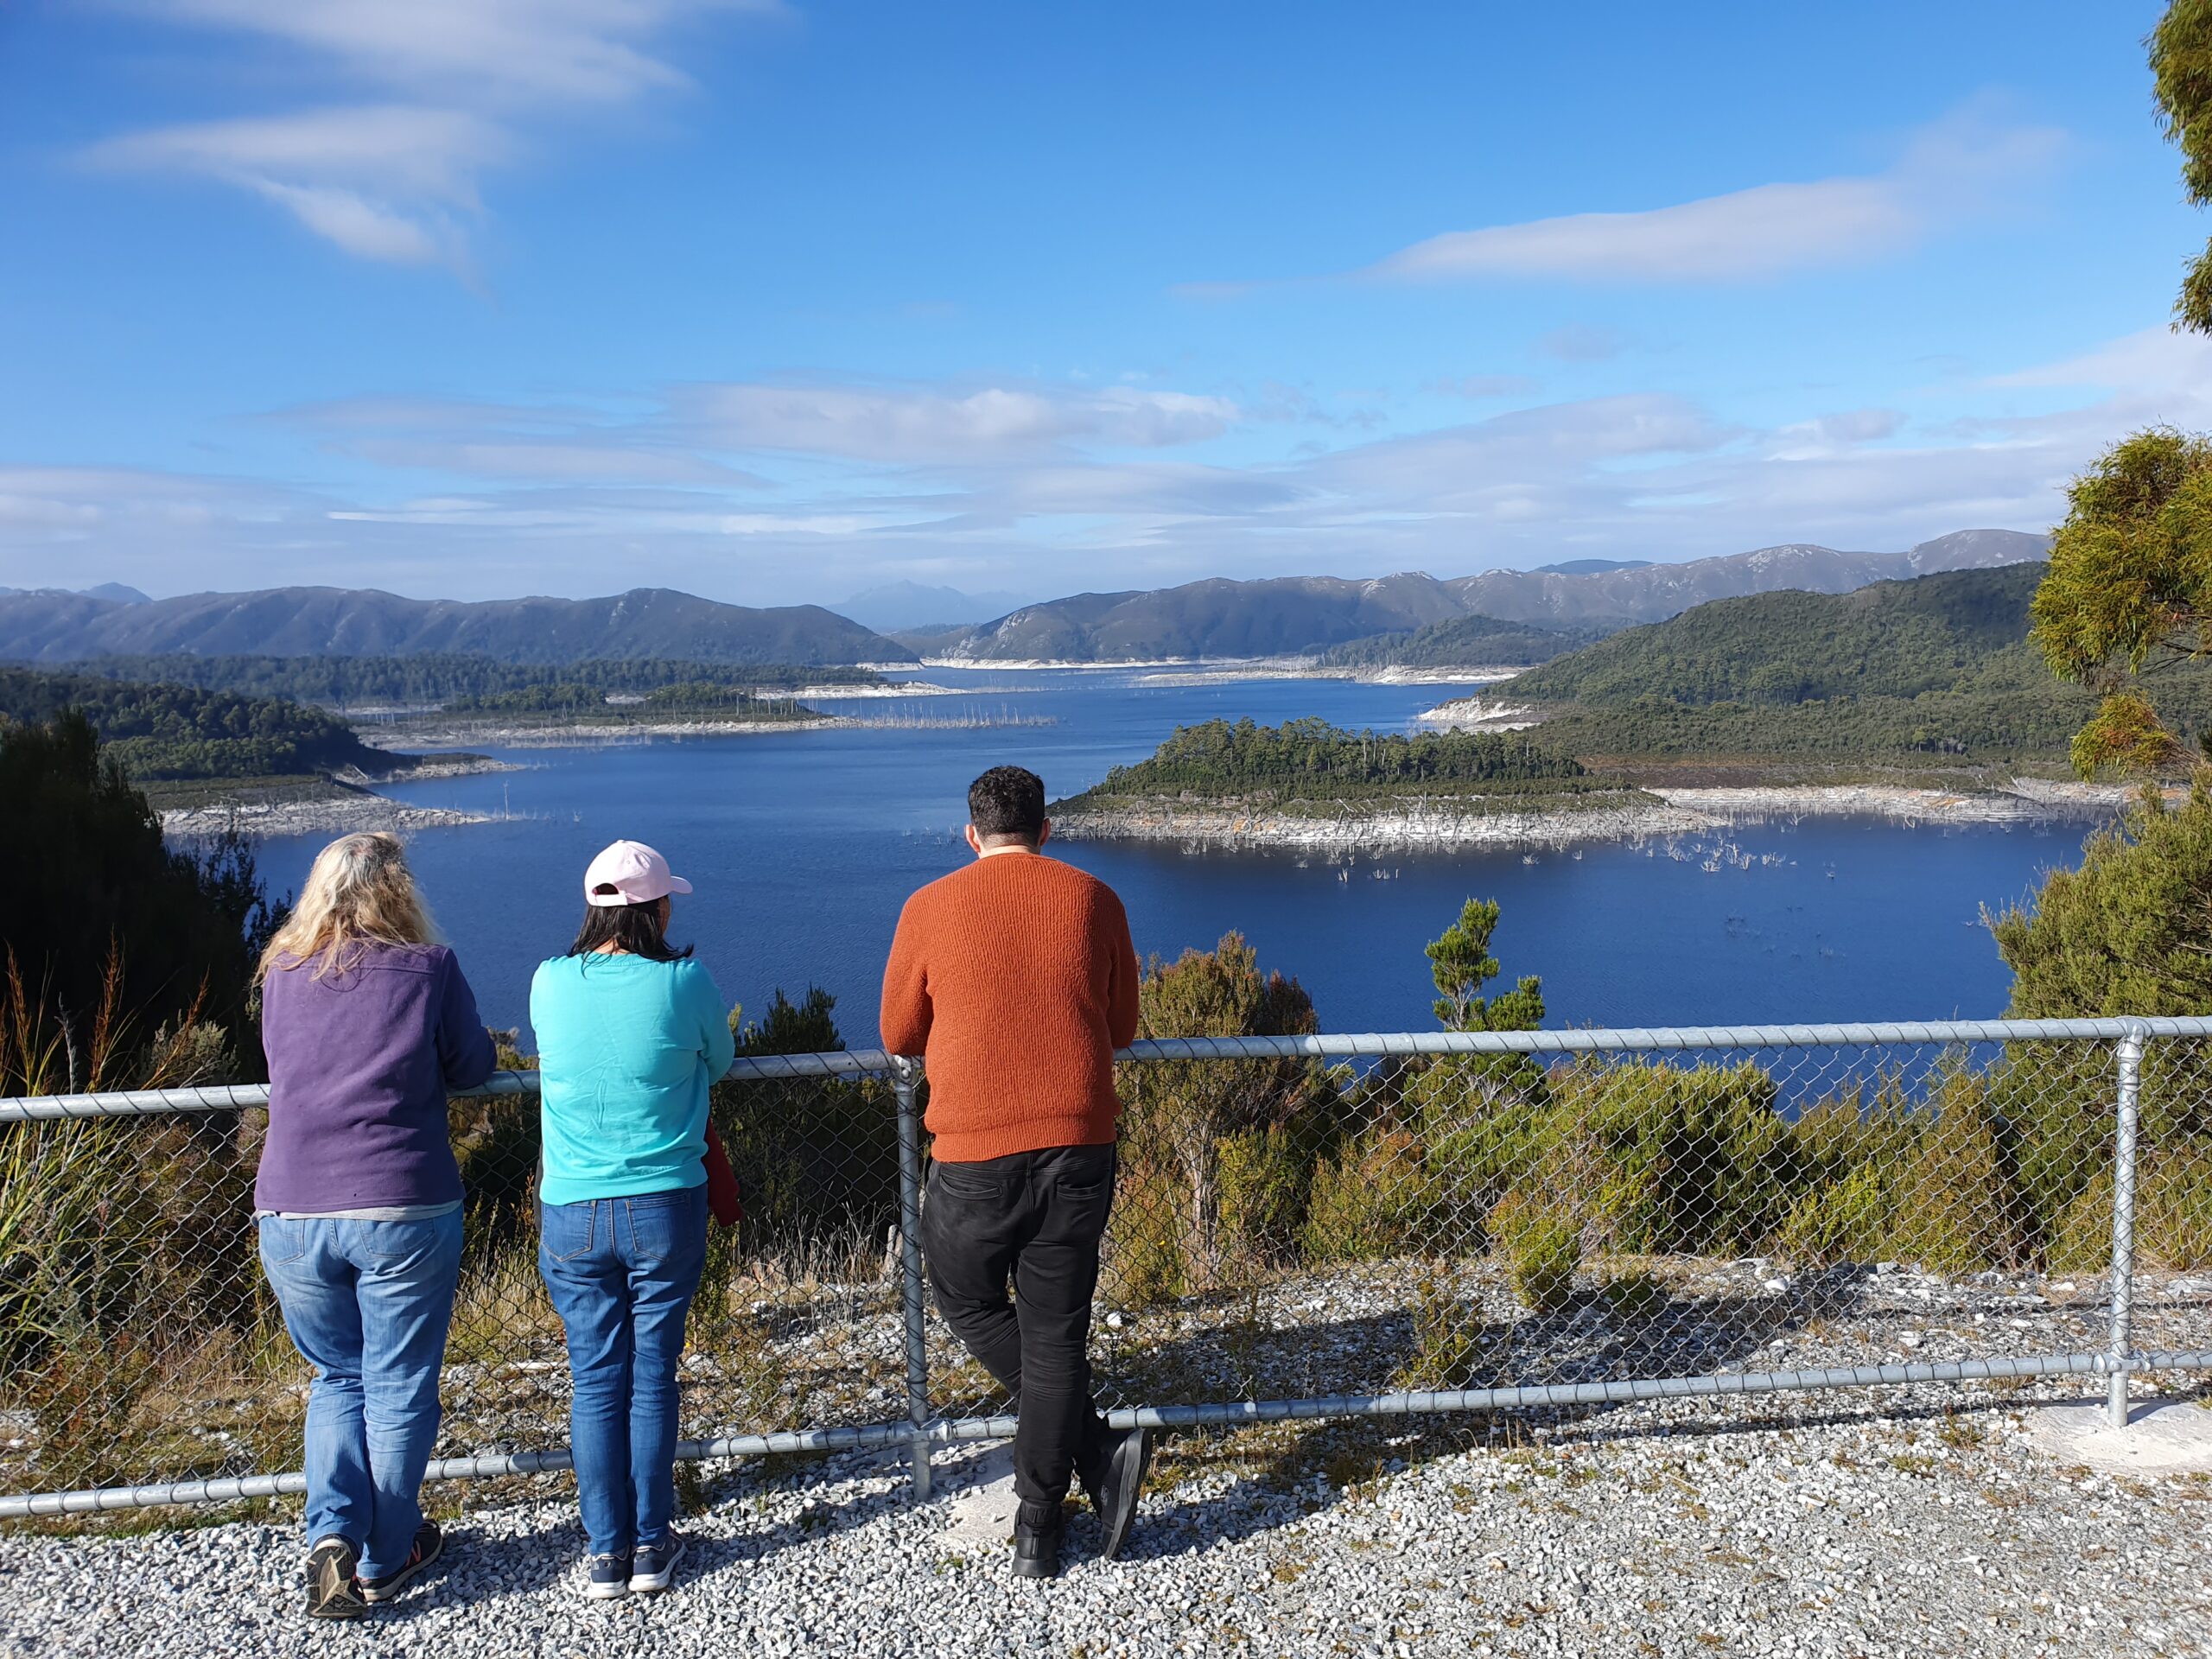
[630,1535,686,1593]
[585,1552,632,1601]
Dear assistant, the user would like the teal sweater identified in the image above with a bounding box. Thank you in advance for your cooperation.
[529,952,737,1205]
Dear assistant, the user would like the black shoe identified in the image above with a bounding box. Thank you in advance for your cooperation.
[304,1536,367,1621]
[1089,1427,1152,1561]
[1011,1500,1062,1580]
[359,1521,444,1605]
[630,1534,686,1594]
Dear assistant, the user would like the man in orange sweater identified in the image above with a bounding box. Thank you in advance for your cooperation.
[881,765,1150,1579]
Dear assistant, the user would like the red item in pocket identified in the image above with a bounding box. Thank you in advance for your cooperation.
[703,1121,744,1229]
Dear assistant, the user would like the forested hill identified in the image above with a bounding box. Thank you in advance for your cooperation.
[1315,613,1602,671]
[0,668,398,780]
[1510,564,2050,705]
[0,586,911,666]
[1503,562,2212,770]
[50,653,885,708]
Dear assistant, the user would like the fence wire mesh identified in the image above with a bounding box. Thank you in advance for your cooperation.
[0,1063,906,1508]
[4,1022,2212,1518]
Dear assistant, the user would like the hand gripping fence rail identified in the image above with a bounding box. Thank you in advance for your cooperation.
[4,1017,2212,1520]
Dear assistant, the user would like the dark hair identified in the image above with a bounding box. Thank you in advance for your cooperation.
[565,895,693,962]
[969,765,1046,845]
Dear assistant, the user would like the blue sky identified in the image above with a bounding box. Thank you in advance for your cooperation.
[2,2,2208,606]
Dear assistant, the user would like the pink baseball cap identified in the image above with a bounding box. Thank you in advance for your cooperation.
[583,840,694,907]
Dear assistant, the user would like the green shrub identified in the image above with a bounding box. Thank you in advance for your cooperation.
[1885,1078,2034,1273]
[1103,1149,1189,1307]
[1777,1162,1897,1268]
[2050,1147,2212,1274]
[1300,1130,1438,1263]
[1489,1191,1580,1313]
[1548,1061,1799,1255]
[1217,1124,1321,1262]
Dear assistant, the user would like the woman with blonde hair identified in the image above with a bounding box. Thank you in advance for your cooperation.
[254,832,496,1621]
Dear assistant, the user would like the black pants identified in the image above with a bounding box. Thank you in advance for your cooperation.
[923,1141,1116,1508]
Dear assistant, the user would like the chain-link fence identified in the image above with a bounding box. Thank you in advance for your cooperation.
[4,1019,2211,1519]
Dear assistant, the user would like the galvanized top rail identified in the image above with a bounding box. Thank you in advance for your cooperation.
[4,1016,2209,1122]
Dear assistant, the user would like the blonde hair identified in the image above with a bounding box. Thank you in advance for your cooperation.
[257,832,440,982]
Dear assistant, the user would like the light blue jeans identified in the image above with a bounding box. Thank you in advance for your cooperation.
[537,1185,708,1557]
[257,1212,464,1578]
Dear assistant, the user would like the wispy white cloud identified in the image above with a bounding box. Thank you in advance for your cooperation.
[1779,409,1907,446]
[1984,323,2212,391]
[89,3,767,268]
[670,380,1243,463]
[1362,109,2062,286]
[6,330,2181,601]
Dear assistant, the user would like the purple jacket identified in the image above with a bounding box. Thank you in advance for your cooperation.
[255,942,498,1212]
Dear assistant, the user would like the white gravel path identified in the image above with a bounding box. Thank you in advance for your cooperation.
[6,1388,2211,1658]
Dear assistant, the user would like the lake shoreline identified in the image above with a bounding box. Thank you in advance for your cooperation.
[1051,777,2145,852]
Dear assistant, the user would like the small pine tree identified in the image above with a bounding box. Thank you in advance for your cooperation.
[1426,898,1544,1033]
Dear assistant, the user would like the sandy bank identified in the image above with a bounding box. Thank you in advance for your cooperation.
[384,716,842,749]
[1051,795,1704,853]
[1052,777,2150,852]
[1650,779,2154,826]
[162,796,497,839]
[1414,695,1540,729]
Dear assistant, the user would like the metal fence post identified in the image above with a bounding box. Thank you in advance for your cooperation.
[892,1057,934,1499]
[2107,1024,2146,1430]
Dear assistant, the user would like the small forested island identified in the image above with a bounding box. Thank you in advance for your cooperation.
[1049,716,1688,850]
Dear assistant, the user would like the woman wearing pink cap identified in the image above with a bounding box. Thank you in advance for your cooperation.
[529,839,735,1600]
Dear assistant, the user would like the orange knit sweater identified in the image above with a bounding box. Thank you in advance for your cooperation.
[880,851,1141,1162]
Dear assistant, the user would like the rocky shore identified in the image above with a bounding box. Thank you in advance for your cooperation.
[161,793,498,839]
[1051,777,2144,853]
[1050,792,1702,853]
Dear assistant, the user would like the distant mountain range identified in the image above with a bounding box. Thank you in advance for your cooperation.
[0,586,911,666]
[831,580,1031,632]
[920,530,2051,663]
[0,582,150,605]
[0,528,2052,671]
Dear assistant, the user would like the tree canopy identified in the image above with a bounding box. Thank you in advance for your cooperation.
[0,666,397,781]
[0,711,282,1082]
[2155,0,2212,332]
[2029,429,2212,775]
[1991,781,2212,1018]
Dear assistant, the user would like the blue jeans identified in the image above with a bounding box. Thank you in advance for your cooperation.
[257,1211,465,1578]
[537,1185,708,1556]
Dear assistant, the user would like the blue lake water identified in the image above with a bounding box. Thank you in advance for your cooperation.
[251,669,2098,1046]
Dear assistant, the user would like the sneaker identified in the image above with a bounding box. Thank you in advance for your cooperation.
[1087,1426,1153,1561]
[1011,1500,1062,1581]
[303,1536,367,1621]
[360,1521,444,1605]
[585,1552,632,1601]
[630,1534,687,1594]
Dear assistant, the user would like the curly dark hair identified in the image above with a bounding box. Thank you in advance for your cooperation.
[968,765,1046,845]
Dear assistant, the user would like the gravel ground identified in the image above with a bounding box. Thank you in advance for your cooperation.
[6,1381,2212,1658]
